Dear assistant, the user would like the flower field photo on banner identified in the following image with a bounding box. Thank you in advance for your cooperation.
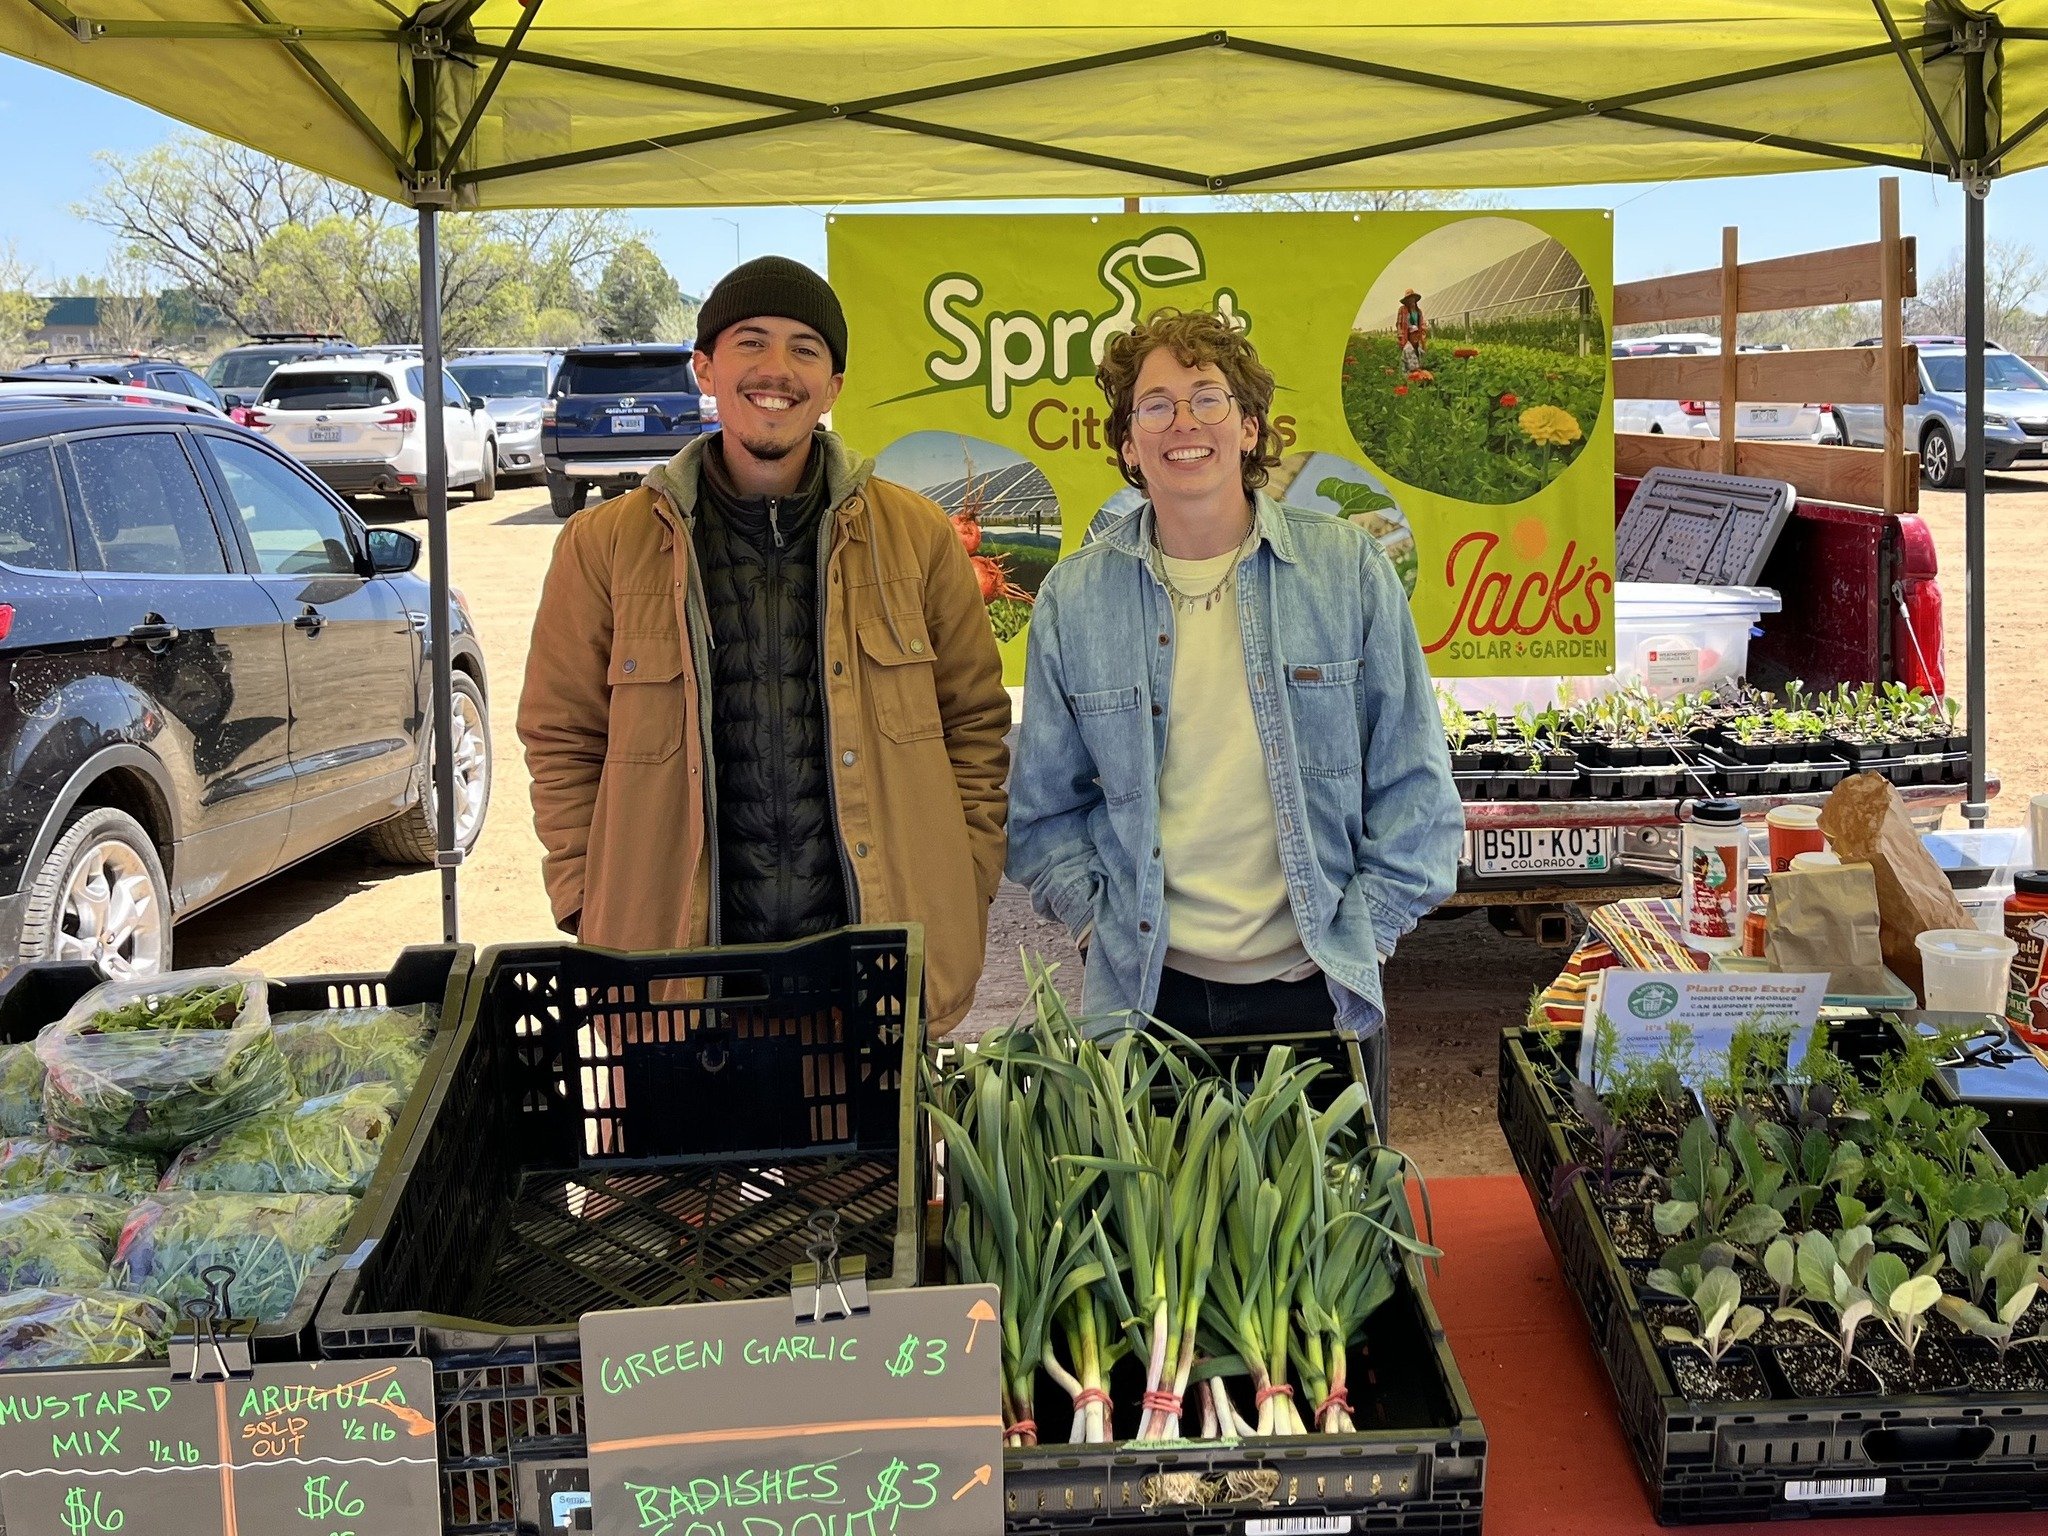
[1344,217,1607,506]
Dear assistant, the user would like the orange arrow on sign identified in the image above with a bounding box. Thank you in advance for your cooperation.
[965,1299,997,1355]
[952,1465,993,1501]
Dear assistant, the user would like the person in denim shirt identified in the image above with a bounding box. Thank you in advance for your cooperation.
[1006,310,1462,1132]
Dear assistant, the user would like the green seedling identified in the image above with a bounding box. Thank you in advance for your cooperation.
[1649,1263,1763,1369]
[1865,1251,1943,1365]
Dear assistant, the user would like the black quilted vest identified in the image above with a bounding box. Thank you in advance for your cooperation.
[692,438,848,943]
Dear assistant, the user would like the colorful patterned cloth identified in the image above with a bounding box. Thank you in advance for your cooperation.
[1535,898,1716,1028]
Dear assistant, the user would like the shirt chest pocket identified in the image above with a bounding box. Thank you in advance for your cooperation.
[857,616,943,743]
[606,629,687,763]
[1284,658,1364,777]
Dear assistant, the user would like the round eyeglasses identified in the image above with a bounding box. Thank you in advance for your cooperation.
[1133,386,1237,433]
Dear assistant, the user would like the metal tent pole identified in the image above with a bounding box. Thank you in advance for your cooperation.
[1963,41,1990,829]
[418,205,462,938]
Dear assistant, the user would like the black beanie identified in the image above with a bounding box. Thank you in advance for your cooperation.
[696,256,848,372]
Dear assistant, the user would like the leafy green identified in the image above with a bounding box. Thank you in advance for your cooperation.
[1316,476,1397,519]
[112,1191,356,1324]
[164,1084,402,1196]
[0,1136,158,1195]
[0,1042,45,1136]
[272,1005,432,1099]
[37,972,294,1152]
[0,1194,126,1292]
[0,1287,170,1368]
[1649,1262,1763,1368]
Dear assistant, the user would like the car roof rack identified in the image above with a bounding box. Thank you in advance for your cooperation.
[30,352,157,364]
[0,379,229,419]
[247,332,354,344]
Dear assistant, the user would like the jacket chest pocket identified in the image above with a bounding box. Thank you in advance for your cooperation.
[1284,658,1364,777]
[606,630,686,763]
[858,616,943,743]
[1069,685,1146,804]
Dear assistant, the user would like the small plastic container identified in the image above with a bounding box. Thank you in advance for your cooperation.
[1682,799,1747,954]
[1790,850,1841,872]
[2006,872,2048,1047]
[1917,928,2019,1014]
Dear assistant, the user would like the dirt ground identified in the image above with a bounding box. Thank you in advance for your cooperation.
[174,473,2048,1179]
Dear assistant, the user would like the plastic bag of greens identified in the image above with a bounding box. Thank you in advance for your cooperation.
[113,1191,355,1324]
[163,1084,402,1196]
[273,1005,432,1098]
[36,969,292,1152]
[0,1287,170,1368]
[0,1194,126,1292]
[0,1136,158,1195]
[0,1042,44,1137]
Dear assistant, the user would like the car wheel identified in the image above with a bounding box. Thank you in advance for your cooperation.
[16,807,171,978]
[548,472,589,520]
[1921,424,1963,489]
[367,672,491,865]
[471,445,497,502]
[1827,409,1850,446]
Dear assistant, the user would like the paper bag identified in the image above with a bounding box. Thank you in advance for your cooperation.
[1817,772,1973,997]
[1765,862,1892,998]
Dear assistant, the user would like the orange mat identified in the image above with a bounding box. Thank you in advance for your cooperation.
[1425,1174,2048,1534]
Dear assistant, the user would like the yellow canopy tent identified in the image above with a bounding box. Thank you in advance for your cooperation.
[4,0,2036,932]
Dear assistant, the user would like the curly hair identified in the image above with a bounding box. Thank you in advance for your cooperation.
[1096,309,1282,496]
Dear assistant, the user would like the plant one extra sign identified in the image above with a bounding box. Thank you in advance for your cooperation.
[828,211,1616,680]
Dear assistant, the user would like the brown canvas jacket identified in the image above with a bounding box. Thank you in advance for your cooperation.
[517,431,1010,1033]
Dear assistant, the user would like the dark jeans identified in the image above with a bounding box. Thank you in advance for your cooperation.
[1151,967,1391,1136]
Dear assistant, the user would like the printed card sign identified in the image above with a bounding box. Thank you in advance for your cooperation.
[829,211,1616,680]
[0,1359,439,1536]
[581,1284,1003,1536]
[1582,969,1831,1089]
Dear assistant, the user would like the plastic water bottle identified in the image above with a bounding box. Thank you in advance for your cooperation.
[1682,799,1747,955]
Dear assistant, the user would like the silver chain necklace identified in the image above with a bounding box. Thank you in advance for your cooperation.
[1151,523,1256,613]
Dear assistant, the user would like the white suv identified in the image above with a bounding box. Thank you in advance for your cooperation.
[251,353,496,514]
[1612,334,1826,443]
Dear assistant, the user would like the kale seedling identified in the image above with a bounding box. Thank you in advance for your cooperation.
[1649,1263,1763,1369]
[1864,1252,1943,1365]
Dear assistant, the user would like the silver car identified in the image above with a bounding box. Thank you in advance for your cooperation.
[448,350,562,480]
[1837,337,2048,488]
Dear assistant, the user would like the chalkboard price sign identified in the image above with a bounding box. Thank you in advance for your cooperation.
[581,1284,1004,1536]
[0,1359,439,1536]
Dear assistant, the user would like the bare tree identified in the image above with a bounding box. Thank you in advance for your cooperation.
[1906,239,2048,344]
[0,242,48,366]
[1220,189,1501,214]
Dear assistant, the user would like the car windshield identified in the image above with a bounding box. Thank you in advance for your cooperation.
[210,350,306,389]
[450,363,548,398]
[264,371,399,409]
[561,353,693,395]
[1925,354,2048,393]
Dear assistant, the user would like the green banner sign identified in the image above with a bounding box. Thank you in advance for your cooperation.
[829,210,1616,680]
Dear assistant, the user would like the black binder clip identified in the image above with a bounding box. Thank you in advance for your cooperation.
[792,1209,868,1324]
[170,1264,255,1381]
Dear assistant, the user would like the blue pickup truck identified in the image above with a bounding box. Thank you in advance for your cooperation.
[543,343,715,518]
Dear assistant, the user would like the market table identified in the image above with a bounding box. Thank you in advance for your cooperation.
[1423,1174,2048,1535]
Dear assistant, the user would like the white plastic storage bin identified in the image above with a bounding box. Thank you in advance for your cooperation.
[1445,583,1782,712]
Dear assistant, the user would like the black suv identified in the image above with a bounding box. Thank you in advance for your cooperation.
[542,343,710,518]
[13,355,227,413]
[206,334,359,410]
[0,397,491,976]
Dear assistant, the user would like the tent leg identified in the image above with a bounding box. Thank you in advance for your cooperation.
[1962,65,1990,829]
[418,205,462,938]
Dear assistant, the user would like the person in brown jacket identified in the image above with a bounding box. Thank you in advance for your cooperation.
[517,257,1010,1033]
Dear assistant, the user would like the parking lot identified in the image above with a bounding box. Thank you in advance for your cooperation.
[170,468,2048,1177]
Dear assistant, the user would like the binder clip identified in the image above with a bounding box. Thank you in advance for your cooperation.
[792,1209,868,1324]
[170,1265,254,1381]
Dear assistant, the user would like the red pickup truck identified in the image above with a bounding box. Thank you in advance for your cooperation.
[1454,478,1956,944]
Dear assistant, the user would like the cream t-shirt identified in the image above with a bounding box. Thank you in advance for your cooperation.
[1155,547,1314,984]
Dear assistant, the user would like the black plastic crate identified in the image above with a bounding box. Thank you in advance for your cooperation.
[0,943,472,1369]
[1500,1025,2048,1522]
[965,1028,1483,1535]
[315,927,928,1535]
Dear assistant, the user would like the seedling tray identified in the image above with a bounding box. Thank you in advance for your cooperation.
[314,928,928,1536]
[970,1032,1485,1535]
[1582,764,1691,801]
[1694,745,1852,798]
[0,944,471,1374]
[1500,1026,2048,1522]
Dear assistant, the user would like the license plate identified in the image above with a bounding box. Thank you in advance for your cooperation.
[1749,407,1780,423]
[610,414,647,433]
[1472,827,1618,878]
[308,425,341,443]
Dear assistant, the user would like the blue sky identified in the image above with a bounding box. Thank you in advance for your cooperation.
[7,54,2048,299]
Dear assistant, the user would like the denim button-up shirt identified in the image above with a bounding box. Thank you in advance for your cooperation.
[1006,491,1463,1038]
